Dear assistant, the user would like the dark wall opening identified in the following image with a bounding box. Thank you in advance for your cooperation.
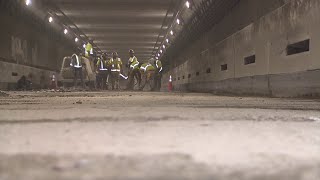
[286,39,310,56]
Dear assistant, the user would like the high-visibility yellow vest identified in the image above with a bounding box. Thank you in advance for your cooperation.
[155,60,163,72]
[96,58,108,71]
[129,56,139,70]
[70,54,83,68]
[108,58,123,72]
[85,43,93,57]
[140,63,155,73]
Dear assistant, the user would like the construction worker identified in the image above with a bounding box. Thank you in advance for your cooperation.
[153,58,163,91]
[70,53,85,89]
[85,39,94,58]
[125,49,141,90]
[96,53,109,90]
[85,39,95,72]
[108,52,123,90]
[139,58,156,91]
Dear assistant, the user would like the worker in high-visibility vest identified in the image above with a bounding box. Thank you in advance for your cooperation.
[85,39,95,72]
[139,58,156,91]
[85,40,94,58]
[153,59,163,91]
[96,53,109,90]
[125,49,141,90]
[108,52,123,90]
[70,53,85,88]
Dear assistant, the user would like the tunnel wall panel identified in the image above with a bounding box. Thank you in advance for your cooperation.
[163,0,320,97]
[0,6,76,90]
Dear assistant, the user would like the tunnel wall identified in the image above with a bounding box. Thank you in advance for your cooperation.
[163,0,320,97]
[0,2,76,90]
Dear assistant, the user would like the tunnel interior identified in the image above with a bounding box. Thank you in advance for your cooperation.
[1,1,320,179]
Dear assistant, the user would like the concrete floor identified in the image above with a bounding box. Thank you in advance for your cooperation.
[0,91,320,180]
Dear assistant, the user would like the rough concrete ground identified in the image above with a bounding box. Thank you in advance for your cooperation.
[0,91,320,180]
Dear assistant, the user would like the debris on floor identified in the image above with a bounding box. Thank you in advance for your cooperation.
[0,91,9,97]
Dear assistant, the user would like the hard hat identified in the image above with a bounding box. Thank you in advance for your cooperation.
[148,58,155,64]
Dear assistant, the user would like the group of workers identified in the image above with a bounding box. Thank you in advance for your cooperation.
[70,40,163,91]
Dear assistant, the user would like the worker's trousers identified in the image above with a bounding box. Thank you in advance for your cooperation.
[73,67,84,88]
[139,71,155,91]
[96,71,109,90]
[153,71,162,91]
[126,69,141,90]
[110,71,120,90]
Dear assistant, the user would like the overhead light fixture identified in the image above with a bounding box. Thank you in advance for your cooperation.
[163,45,166,49]
[176,19,180,25]
[157,53,160,57]
[64,29,68,34]
[170,30,174,35]
[83,44,86,48]
[186,1,190,8]
[166,38,169,43]
[48,17,53,23]
[75,38,79,42]
[156,57,159,60]
[160,50,163,53]
[25,0,31,6]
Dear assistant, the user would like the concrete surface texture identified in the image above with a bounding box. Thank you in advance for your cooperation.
[164,0,320,97]
[0,91,320,180]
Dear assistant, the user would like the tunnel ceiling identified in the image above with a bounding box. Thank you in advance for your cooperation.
[44,0,180,61]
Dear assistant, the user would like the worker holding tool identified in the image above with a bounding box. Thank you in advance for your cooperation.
[108,52,123,90]
[70,53,85,89]
[125,49,141,90]
[139,58,156,91]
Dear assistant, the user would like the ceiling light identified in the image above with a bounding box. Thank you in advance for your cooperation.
[48,17,53,23]
[170,30,174,35]
[156,57,159,60]
[176,19,180,25]
[166,38,169,43]
[157,53,160,57]
[186,1,190,8]
[160,50,163,53]
[83,44,86,48]
[25,0,31,6]
[163,45,166,49]
[75,38,78,42]
[64,29,68,34]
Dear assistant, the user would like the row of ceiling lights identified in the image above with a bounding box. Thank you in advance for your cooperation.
[25,0,92,51]
[25,0,192,57]
[155,0,192,60]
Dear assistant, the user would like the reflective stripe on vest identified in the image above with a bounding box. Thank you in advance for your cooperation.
[71,54,82,68]
[100,60,108,71]
[140,64,151,72]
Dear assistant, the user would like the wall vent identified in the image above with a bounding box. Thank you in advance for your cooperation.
[244,55,256,65]
[286,39,310,56]
[221,64,228,71]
